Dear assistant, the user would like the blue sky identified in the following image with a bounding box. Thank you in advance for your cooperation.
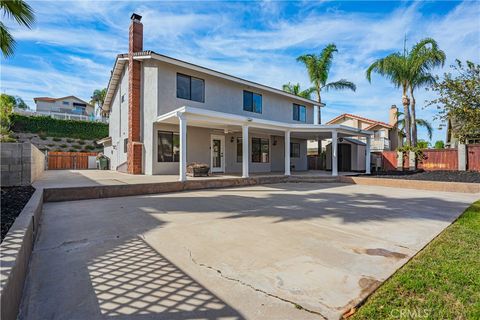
[1,0,479,143]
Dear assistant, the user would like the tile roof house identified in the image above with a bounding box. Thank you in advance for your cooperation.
[100,13,373,180]
[32,96,94,121]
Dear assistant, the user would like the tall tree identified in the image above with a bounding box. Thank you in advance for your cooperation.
[282,82,314,100]
[427,60,480,144]
[366,37,445,146]
[90,88,107,117]
[297,44,356,124]
[0,0,35,58]
[407,38,445,146]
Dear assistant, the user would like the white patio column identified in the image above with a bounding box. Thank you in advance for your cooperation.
[332,130,338,176]
[178,113,187,182]
[284,130,291,176]
[365,135,371,174]
[242,125,249,178]
[313,105,319,125]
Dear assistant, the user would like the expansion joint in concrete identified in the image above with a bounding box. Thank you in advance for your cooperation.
[186,248,328,319]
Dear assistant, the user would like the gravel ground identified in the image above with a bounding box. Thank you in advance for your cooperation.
[1,186,35,242]
[369,170,480,183]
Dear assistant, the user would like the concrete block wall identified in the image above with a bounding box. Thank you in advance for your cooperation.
[1,143,45,186]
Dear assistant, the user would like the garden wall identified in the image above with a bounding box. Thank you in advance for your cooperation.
[0,143,45,187]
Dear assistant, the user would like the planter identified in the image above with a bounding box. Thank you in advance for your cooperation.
[186,163,210,177]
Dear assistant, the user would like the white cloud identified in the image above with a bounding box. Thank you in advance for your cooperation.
[2,0,479,143]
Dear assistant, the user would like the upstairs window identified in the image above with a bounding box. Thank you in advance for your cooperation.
[293,104,306,122]
[243,91,262,113]
[62,101,69,105]
[177,73,205,103]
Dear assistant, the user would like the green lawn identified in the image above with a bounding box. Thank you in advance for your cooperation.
[351,200,480,320]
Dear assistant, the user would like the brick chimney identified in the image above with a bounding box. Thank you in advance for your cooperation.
[127,13,143,174]
[389,105,398,126]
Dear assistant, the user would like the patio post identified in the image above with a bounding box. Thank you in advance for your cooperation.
[242,125,249,178]
[284,130,291,176]
[332,130,338,176]
[178,113,187,182]
[366,135,371,174]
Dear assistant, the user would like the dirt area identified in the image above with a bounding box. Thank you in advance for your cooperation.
[369,170,480,183]
[1,186,35,242]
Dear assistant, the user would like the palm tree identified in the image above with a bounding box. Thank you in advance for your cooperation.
[282,82,314,100]
[0,0,35,58]
[297,44,356,124]
[90,88,107,117]
[407,39,445,146]
[395,111,433,141]
[366,37,445,146]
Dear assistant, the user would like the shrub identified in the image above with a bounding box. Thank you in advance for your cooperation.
[85,145,95,150]
[66,139,74,143]
[68,148,78,152]
[71,144,82,149]
[39,135,47,140]
[11,114,108,140]
[47,143,55,147]
[77,140,85,145]
[52,137,62,142]
[59,144,68,148]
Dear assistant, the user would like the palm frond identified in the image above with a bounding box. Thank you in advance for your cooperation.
[0,0,35,28]
[323,79,356,92]
[415,119,433,140]
[0,22,14,57]
[298,87,315,99]
[317,43,337,84]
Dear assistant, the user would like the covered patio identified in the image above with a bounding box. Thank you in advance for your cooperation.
[156,106,373,181]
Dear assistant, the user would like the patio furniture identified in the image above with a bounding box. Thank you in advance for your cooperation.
[186,163,210,177]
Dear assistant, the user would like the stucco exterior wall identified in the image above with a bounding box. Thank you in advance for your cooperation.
[36,97,94,115]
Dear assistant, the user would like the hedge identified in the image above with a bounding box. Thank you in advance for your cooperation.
[11,114,109,140]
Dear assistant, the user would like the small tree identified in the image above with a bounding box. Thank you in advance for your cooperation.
[434,140,445,149]
[417,140,430,149]
[0,94,15,142]
[427,60,480,143]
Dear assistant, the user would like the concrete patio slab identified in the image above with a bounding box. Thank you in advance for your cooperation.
[19,183,479,319]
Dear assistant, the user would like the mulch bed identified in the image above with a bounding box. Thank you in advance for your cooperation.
[1,186,35,243]
[368,170,480,183]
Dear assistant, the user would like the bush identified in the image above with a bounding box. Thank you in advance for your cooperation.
[11,114,108,140]
[71,144,82,149]
[77,140,85,145]
[52,137,62,142]
[85,145,95,150]
[66,139,74,143]
[39,135,47,140]
[68,148,78,152]
[47,143,55,147]
[59,144,68,148]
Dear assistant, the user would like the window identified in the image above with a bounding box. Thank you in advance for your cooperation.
[236,138,242,162]
[243,90,262,113]
[124,138,128,153]
[252,138,269,163]
[121,94,125,103]
[290,143,300,158]
[293,104,306,122]
[158,131,180,162]
[62,101,69,105]
[176,73,205,103]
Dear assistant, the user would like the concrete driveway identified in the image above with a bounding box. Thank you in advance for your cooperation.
[19,183,478,319]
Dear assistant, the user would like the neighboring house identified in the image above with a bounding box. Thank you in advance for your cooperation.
[33,96,95,121]
[445,117,480,148]
[100,14,373,180]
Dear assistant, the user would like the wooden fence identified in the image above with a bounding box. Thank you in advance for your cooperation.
[417,149,458,171]
[47,152,97,170]
[380,144,480,172]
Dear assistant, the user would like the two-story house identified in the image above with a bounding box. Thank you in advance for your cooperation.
[100,14,373,180]
[33,96,94,120]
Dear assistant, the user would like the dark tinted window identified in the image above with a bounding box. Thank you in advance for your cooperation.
[290,143,300,158]
[293,104,306,122]
[243,90,262,113]
[176,74,204,102]
[252,138,269,163]
[158,131,180,162]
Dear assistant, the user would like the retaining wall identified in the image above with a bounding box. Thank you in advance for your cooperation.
[0,143,45,186]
